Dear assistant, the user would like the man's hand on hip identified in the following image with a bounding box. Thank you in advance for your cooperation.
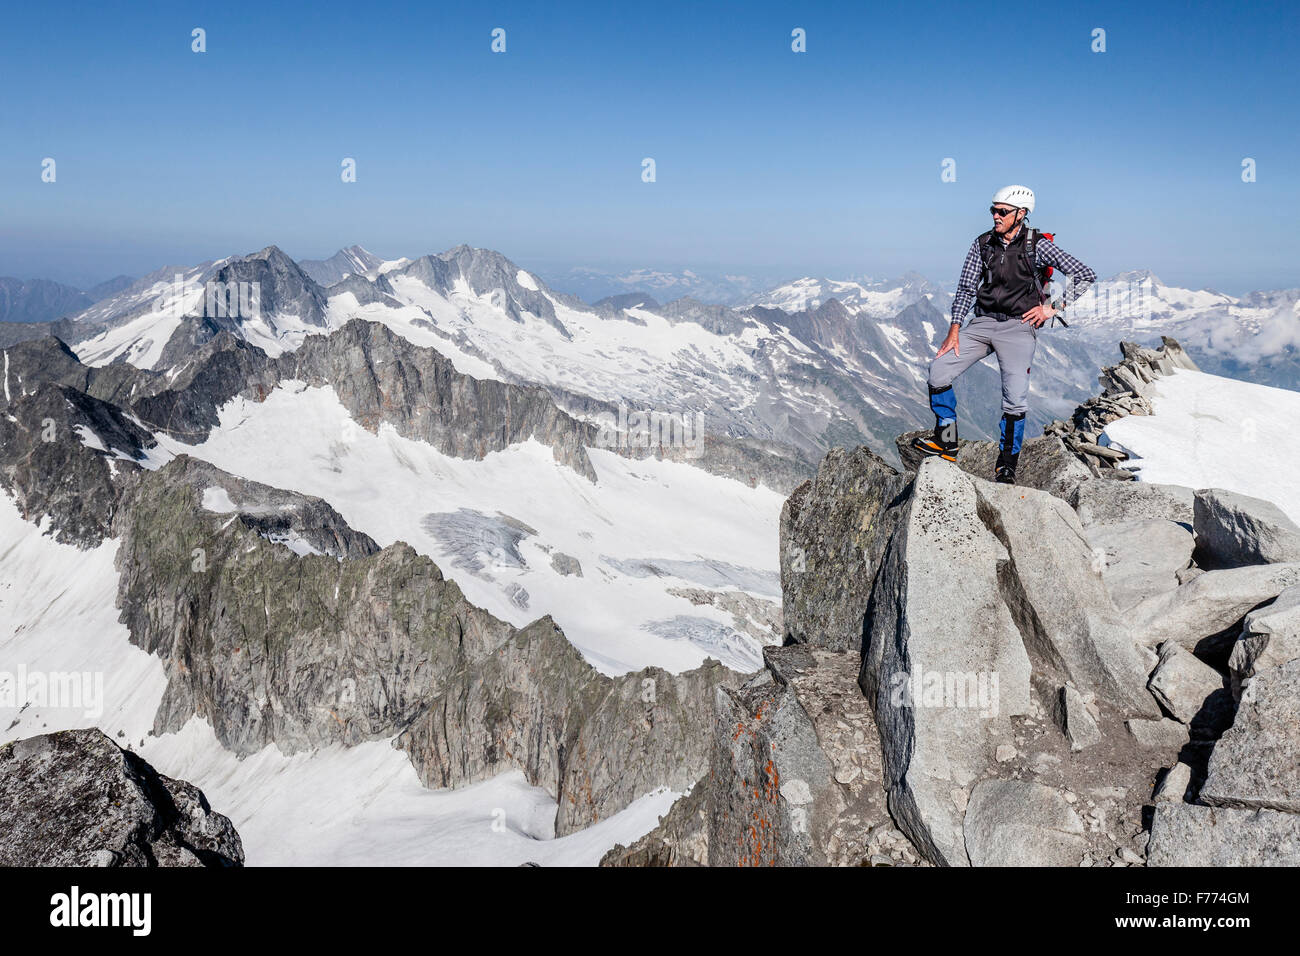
[1021,304,1056,328]
[936,324,961,357]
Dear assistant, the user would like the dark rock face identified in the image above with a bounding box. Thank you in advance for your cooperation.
[0,729,243,867]
[0,382,154,547]
[601,782,711,866]
[277,320,598,480]
[398,618,739,836]
[113,456,514,755]
[397,245,572,338]
[198,245,328,332]
[780,446,912,652]
[134,333,278,441]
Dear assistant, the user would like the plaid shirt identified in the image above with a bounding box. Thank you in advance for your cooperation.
[950,228,1097,325]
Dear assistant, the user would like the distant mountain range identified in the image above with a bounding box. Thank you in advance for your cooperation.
[0,274,141,324]
[1,244,1295,470]
[545,265,781,305]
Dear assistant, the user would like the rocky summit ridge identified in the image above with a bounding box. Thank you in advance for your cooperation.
[605,338,1300,866]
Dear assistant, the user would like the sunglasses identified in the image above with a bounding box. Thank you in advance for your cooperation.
[990,206,1019,217]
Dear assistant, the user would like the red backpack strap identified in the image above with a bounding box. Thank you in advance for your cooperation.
[1039,230,1055,280]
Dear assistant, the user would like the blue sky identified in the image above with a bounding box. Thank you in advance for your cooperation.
[2,0,1297,293]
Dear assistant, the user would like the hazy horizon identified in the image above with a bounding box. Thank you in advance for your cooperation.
[3,0,1297,297]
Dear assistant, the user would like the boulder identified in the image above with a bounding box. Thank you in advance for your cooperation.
[1147,641,1233,733]
[1147,802,1300,866]
[0,729,244,867]
[1152,762,1192,803]
[708,671,834,867]
[1200,658,1300,813]
[1068,480,1194,528]
[963,780,1087,867]
[969,480,1160,717]
[1056,683,1102,751]
[1228,585,1300,689]
[1131,562,1300,651]
[1126,717,1190,750]
[1194,488,1300,568]
[1084,519,1194,611]
[549,552,583,577]
[780,446,911,651]
[859,460,1033,866]
[705,646,905,867]
[1159,336,1201,371]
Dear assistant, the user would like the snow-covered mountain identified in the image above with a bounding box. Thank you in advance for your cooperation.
[546,265,777,306]
[748,272,954,319]
[1066,271,1300,391]
[297,245,385,287]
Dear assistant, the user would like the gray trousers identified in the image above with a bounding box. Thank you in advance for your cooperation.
[927,314,1038,416]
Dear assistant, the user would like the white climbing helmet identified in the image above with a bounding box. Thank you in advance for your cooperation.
[992,184,1035,214]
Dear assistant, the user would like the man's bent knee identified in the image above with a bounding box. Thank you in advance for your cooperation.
[928,362,957,390]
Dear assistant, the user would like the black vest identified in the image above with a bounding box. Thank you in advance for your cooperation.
[975,227,1042,316]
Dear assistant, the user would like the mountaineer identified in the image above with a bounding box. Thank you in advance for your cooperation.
[912,184,1096,483]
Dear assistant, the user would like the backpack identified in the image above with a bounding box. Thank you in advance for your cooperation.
[977,228,1069,327]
